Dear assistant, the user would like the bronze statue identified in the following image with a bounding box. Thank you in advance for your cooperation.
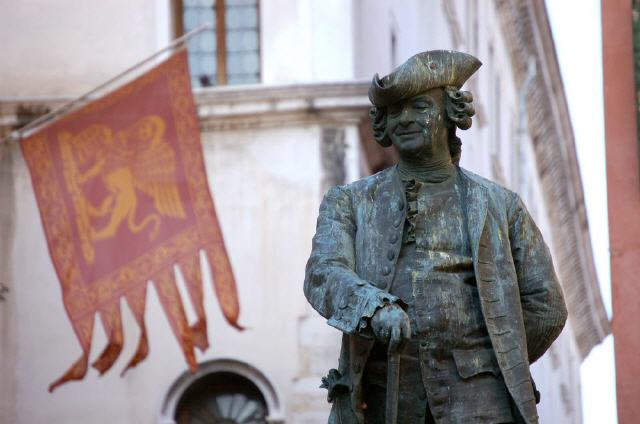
[304,50,567,424]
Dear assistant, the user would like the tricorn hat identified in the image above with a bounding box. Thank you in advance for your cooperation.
[368,50,482,107]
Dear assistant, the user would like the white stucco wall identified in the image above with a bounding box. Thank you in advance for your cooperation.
[0,1,163,97]
[261,0,355,84]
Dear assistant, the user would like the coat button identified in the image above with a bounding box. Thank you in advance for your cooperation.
[387,250,396,261]
[393,218,402,227]
[389,233,398,243]
[382,266,391,276]
[398,200,405,210]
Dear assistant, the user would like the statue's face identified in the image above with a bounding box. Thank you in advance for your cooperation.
[386,87,449,158]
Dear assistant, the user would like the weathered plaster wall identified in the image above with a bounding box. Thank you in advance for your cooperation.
[0,0,162,97]
[260,0,355,84]
[0,143,17,424]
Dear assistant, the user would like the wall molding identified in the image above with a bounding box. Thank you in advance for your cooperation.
[0,81,372,137]
[495,0,610,358]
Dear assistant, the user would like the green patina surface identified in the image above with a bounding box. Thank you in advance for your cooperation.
[304,50,568,424]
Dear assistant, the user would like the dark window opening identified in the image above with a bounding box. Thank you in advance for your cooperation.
[175,372,269,424]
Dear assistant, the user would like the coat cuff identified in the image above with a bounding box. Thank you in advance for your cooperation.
[327,283,398,335]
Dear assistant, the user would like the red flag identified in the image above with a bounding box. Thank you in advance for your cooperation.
[20,50,241,392]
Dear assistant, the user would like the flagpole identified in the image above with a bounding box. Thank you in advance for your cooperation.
[1,22,212,145]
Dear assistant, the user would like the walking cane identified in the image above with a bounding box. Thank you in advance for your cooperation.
[386,347,401,424]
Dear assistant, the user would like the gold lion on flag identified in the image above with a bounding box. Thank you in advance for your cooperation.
[59,115,186,263]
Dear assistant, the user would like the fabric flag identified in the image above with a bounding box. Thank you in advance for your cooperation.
[20,50,241,392]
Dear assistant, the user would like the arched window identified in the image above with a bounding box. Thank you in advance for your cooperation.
[175,372,268,423]
[160,359,284,424]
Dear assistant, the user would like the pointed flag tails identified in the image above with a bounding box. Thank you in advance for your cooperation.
[20,50,242,392]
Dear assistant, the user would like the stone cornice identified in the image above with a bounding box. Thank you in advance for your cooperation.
[194,81,372,131]
[495,0,610,358]
[0,82,373,138]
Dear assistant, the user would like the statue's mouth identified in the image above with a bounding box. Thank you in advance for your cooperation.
[395,129,422,136]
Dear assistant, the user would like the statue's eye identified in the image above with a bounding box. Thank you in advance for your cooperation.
[413,101,431,110]
[388,106,402,117]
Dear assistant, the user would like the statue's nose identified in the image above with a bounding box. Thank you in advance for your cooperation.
[399,106,412,125]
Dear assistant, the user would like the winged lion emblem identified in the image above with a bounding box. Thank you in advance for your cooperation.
[59,115,186,263]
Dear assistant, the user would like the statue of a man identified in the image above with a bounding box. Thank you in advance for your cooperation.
[304,50,567,424]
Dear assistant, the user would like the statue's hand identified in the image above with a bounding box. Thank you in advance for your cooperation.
[371,303,411,353]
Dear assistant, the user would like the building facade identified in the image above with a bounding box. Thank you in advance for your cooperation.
[0,1,608,423]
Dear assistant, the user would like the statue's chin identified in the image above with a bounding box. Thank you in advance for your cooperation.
[392,134,433,157]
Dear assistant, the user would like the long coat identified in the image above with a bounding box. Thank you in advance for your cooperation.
[304,166,568,424]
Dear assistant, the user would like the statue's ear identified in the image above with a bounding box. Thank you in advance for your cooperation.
[369,107,392,147]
